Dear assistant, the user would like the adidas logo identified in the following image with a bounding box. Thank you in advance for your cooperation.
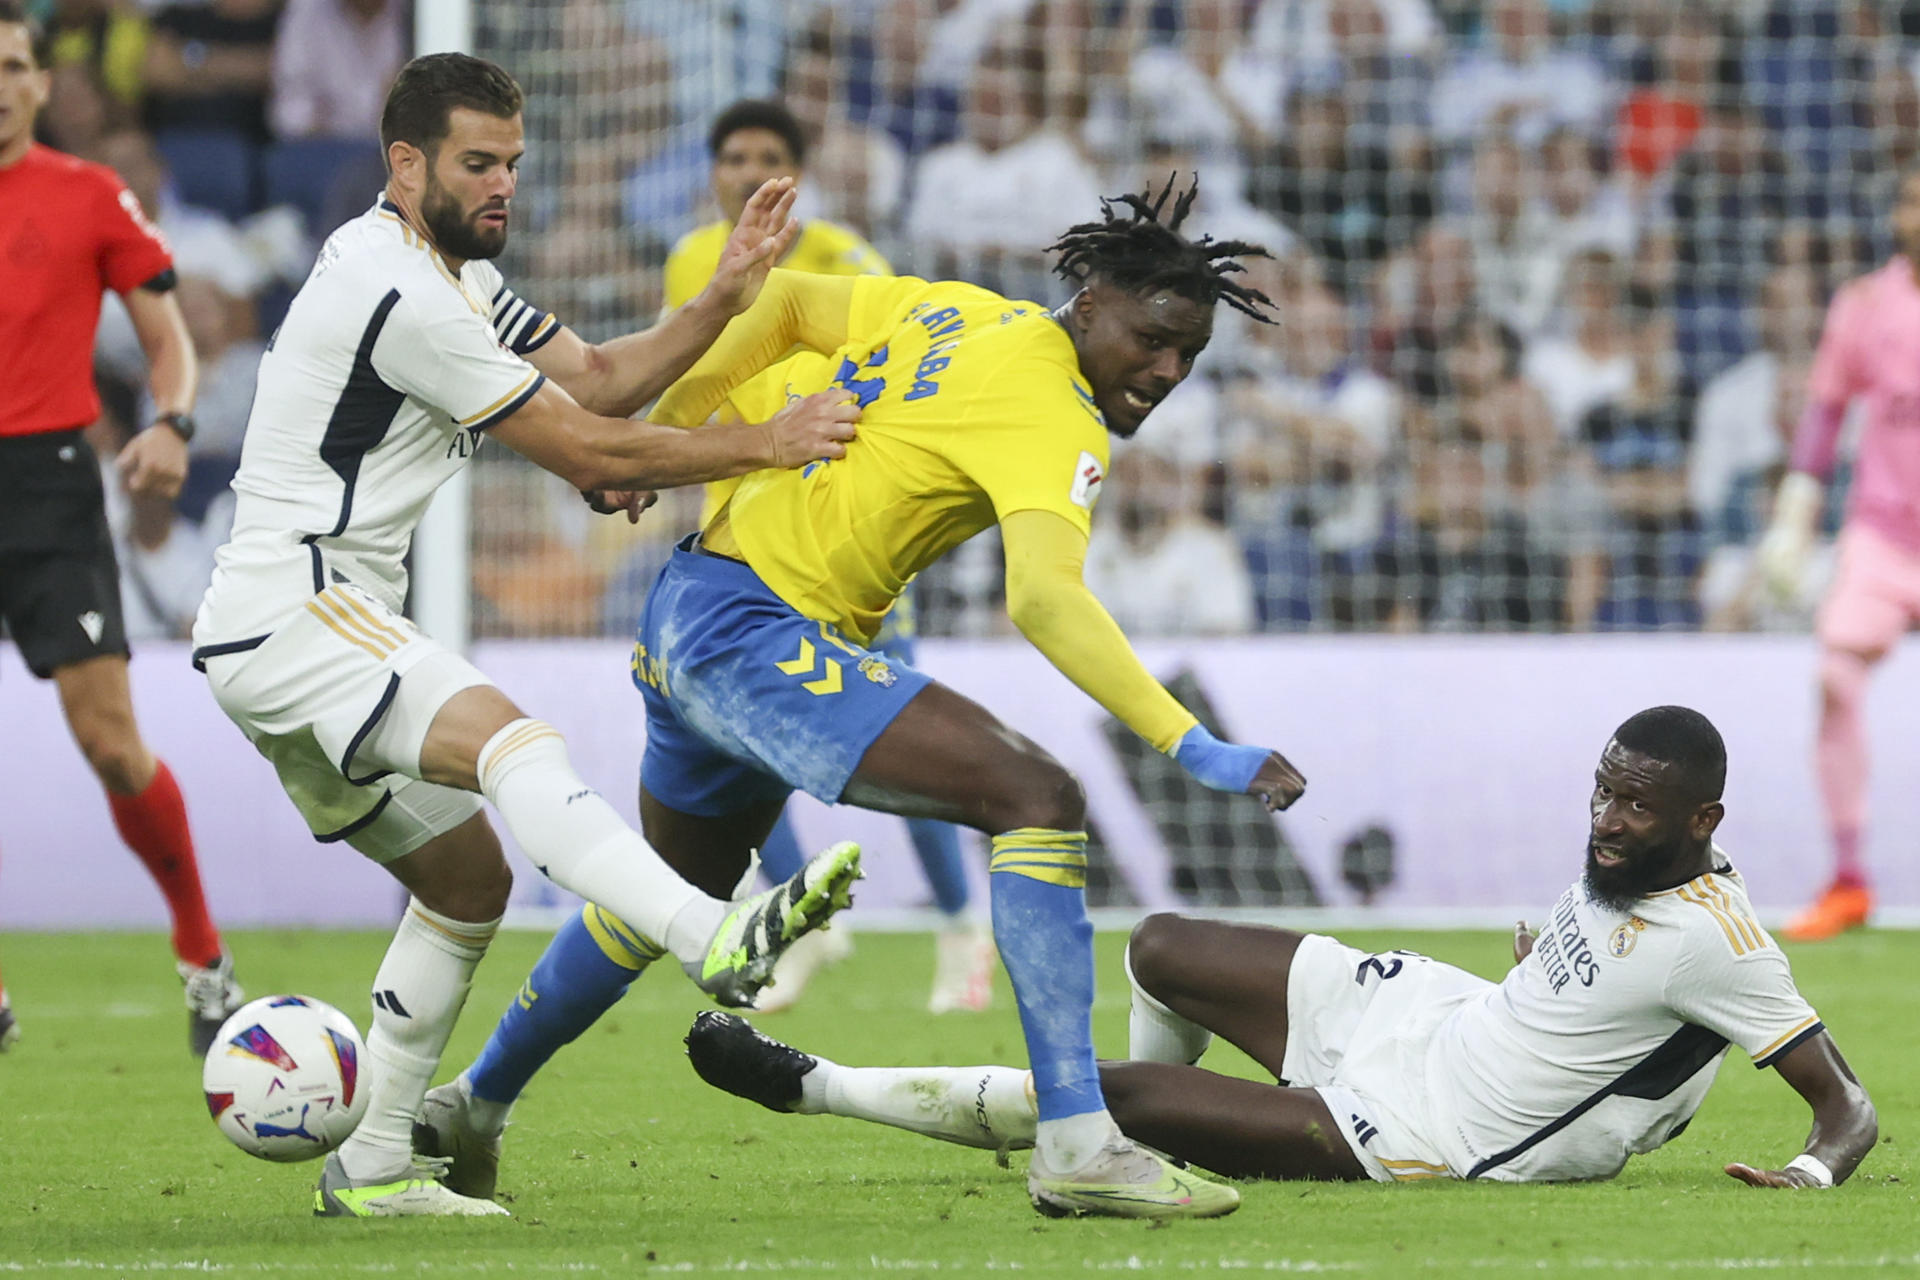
[372,989,412,1018]
[1350,1112,1379,1148]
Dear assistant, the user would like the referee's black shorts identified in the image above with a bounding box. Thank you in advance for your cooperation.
[0,428,130,679]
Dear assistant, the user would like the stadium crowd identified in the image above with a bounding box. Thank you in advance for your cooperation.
[38,0,1920,639]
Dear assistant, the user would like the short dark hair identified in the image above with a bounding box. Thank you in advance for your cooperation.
[1612,706,1727,803]
[1050,175,1277,323]
[0,0,50,69]
[380,52,523,163]
[708,99,806,167]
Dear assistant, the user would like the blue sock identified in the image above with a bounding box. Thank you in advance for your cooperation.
[907,817,970,916]
[988,828,1103,1121]
[466,904,661,1104]
[757,809,806,885]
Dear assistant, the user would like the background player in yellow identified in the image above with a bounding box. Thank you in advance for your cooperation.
[660,99,988,1015]
[434,180,1307,1220]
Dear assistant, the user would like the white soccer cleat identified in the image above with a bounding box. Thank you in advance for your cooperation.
[313,1152,509,1217]
[1027,1134,1240,1220]
[412,1080,504,1201]
[929,922,996,1014]
[181,954,245,1058]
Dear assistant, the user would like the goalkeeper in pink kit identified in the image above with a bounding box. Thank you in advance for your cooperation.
[1758,170,1920,940]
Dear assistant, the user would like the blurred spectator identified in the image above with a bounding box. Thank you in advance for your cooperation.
[142,0,281,218]
[1251,87,1434,301]
[270,0,405,142]
[469,463,607,638]
[1085,443,1255,636]
[1465,133,1561,337]
[1376,222,1478,398]
[1431,0,1608,150]
[1124,0,1283,176]
[1612,8,1736,187]
[1223,278,1400,627]
[1577,291,1701,629]
[1536,125,1636,266]
[902,23,1098,297]
[844,0,963,157]
[1663,101,1811,389]
[1689,263,1831,547]
[785,16,907,243]
[43,0,146,115]
[35,59,112,155]
[1522,248,1634,436]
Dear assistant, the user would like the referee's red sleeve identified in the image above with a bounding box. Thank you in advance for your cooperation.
[95,171,174,294]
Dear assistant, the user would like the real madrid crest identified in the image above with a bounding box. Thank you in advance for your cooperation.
[1608,917,1646,958]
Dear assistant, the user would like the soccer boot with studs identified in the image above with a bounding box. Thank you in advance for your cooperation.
[314,1151,508,1217]
[412,1080,504,1201]
[1027,1133,1241,1220]
[687,841,861,1008]
[181,953,246,1058]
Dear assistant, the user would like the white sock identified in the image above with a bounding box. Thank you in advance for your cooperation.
[805,1059,1037,1150]
[475,719,724,963]
[1126,943,1212,1065]
[1035,1110,1122,1174]
[336,900,498,1183]
[454,1071,512,1138]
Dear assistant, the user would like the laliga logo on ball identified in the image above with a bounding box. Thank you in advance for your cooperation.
[202,995,369,1162]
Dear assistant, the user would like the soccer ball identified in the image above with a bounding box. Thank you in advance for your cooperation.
[201,995,369,1163]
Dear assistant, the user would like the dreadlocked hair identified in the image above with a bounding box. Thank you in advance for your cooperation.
[1048,175,1277,324]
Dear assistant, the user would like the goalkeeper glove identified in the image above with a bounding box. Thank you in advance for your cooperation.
[1756,471,1823,604]
[1171,724,1270,793]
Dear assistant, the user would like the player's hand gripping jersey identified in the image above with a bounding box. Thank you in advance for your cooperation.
[654,270,1201,755]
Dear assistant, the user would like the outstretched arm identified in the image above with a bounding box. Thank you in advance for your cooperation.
[652,269,862,429]
[1724,1031,1876,1188]
[525,178,804,417]
[1000,509,1305,810]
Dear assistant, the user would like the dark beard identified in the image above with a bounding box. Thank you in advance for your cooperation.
[420,181,506,261]
[1583,835,1692,914]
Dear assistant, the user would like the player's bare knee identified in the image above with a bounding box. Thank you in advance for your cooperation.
[73,725,147,794]
[1009,759,1085,831]
[1126,914,1187,996]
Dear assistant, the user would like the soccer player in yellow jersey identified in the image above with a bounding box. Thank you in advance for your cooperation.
[661,100,988,1015]
[428,181,1306,1220]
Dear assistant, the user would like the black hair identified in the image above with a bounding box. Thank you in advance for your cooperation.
[708,99,806,167]
[1612,706,1727,803]
[1049,175,1277,324]
[0,0,49,69]
[380,52,523,163]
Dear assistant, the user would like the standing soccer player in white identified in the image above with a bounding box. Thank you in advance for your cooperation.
[1758,170,1920,942]
[193,53,863,1218]
[689,708,1876,1195]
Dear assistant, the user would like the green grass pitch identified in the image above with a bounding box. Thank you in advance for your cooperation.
[1,925,1915,1276]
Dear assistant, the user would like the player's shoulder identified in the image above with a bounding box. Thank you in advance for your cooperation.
[18,145,133,212]
[667,220,731,265]
[1641,865,1777,961]
[794,219,890,276]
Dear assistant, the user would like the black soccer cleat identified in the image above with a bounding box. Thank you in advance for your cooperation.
[684,1011,816,1113]
[0,1002,18,1053]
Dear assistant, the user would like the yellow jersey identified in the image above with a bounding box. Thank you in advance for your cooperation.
[663,218,891,527]
[703,275,1111,647]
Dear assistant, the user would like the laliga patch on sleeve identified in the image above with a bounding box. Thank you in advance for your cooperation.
[1069,451,1105,510]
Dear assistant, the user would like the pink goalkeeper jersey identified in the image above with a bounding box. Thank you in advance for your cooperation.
[1798,257,1920,552]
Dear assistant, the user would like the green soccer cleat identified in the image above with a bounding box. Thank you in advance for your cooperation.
[687,841,861,1009]
[313,1152,509,1218]
[412,1080,504,1201]
[1027,1135,1241,1220]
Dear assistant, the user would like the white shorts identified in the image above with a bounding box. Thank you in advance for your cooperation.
[1283,934,1492,1184]
[201,584,488,863]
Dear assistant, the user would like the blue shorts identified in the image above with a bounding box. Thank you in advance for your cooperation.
[633,538,934,817]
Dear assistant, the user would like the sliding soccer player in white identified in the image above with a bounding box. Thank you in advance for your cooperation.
[690,707,1876,1192]
[192,53,862,1218]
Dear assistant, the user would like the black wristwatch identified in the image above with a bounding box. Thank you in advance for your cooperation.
[153,411,196,445]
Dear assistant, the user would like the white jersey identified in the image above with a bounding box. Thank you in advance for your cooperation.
[1427,855,1821,1182]
[193,198,559,654]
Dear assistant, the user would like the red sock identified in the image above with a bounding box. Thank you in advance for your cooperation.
[107,760,223,968]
